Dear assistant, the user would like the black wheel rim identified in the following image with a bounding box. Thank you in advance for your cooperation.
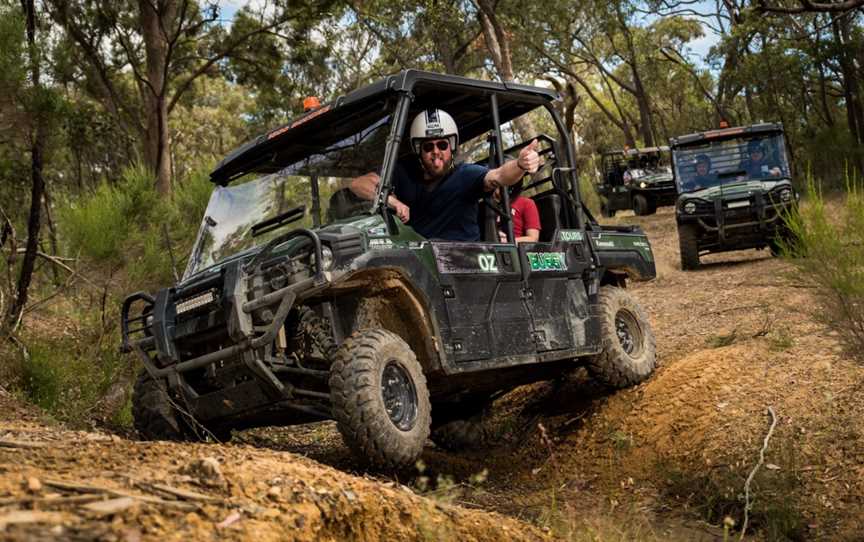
[381,361,418,431]
[615,310,643,357]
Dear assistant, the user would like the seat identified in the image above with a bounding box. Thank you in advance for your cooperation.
[532,191,563,242]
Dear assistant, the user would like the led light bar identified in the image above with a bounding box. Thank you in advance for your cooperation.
[176,290,217,315]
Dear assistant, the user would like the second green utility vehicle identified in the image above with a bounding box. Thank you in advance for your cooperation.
[671,123,798,270]
[595,147,677,217]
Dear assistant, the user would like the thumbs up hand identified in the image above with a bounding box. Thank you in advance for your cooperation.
[517,139,541,174]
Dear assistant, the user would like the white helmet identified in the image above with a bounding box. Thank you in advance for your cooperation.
[409,109,459,154]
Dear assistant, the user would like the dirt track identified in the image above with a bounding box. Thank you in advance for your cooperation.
[1,207,863,540]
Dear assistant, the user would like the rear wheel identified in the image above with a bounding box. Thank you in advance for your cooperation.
[329,329,431,468]
[431,416,491,452]
[587,286,656,388]
[678,223,700,270]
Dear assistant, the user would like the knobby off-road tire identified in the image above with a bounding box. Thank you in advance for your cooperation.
[431,416,491,452]
[329,329,431,468]
[678,223,700,270]
[633,194,651,216]
[587,286,656,388]
[132,370,190,441]
[132,371,230,442]
[601,202,616,218]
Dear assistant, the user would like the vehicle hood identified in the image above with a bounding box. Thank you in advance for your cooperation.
[679,178,790,201]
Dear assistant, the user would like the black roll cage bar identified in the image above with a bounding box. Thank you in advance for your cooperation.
[371,92,584,240]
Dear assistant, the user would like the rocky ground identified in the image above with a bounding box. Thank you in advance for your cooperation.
[1,207,862,541]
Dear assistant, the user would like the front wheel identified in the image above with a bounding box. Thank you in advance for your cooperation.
[587,286,656,388]
[678,223,700,270]
[633,194,652,216]
[329,329,431,468]
[601,202,617,218]
[132,371,230,442]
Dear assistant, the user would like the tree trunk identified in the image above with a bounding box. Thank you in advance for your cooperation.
[476,0,536,139]
[139,0,175,195]
[6,0,45,332]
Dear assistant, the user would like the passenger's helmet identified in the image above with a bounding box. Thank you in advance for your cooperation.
[410,109,459,154]
[747,139,765,155]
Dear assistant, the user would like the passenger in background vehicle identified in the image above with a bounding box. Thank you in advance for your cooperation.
[740,139,781,179]
[682,154,716,191]
[350,108,540,242]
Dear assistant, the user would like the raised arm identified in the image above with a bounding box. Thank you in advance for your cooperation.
[483,139,541,192]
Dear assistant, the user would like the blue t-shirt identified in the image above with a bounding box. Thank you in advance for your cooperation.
[393,160,489,241]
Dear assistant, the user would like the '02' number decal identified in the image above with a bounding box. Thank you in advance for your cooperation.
[477,253,498,272]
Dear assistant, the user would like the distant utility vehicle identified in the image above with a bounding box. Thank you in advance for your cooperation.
[595,146,677,217]
[670,123,798,270]
[121,70,658,468]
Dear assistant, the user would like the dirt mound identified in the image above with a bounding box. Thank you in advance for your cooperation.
[0,392,546,542]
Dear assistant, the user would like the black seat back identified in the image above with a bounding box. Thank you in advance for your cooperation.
[532,191,563,242]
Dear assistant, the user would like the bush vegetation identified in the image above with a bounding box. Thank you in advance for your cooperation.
[2,163,213,427]
[785,176,864,362]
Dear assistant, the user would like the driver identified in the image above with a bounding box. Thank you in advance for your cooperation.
[350,108,540,241]
[740,140,781,179]
[682,154,715,191]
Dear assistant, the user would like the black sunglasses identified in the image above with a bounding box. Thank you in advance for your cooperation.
[421,140,449,153]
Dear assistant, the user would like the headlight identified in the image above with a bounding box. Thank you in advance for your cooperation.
[780,188,792,202]
[640,182,647,188]
[683,201,696,214]
[175,290,217,315]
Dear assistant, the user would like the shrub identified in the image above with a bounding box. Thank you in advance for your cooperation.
[785,176,864,362]
[18,332,128,424]
[59,163,166,263]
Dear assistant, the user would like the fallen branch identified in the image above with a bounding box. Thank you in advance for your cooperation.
[0,438,46,449]
[0,494,107,507]
[740,406,778,541]
[41,478,198,511]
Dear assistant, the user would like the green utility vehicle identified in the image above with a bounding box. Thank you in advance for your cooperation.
[122,70,658,468]
[671,123,798,270]
[596,147,677,217]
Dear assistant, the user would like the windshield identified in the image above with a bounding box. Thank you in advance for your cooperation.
[673,133,790,193]
[600,150,671,186]
[183,114,390,278]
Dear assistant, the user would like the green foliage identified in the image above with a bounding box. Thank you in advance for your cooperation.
[18,332,128,424]
[785,176,864,362]
[59,164,165,263]
[57,162,215,288]
[657,450,804,540]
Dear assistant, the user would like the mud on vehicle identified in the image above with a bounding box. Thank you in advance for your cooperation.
[121,70,658,468]
[670,123,798,270]
[595,146,677,217]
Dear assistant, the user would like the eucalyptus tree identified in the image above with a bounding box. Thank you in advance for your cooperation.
[0,0,59,331]
[346,0,485,76]
[47,0,337,196]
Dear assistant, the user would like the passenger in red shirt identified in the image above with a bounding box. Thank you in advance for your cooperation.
[496,184,541,243]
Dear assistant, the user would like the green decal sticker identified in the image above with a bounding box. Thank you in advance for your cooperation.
[527,252,567,271]
[558,230,584,242]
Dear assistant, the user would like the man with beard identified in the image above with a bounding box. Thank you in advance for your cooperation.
[350,109,540,241]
